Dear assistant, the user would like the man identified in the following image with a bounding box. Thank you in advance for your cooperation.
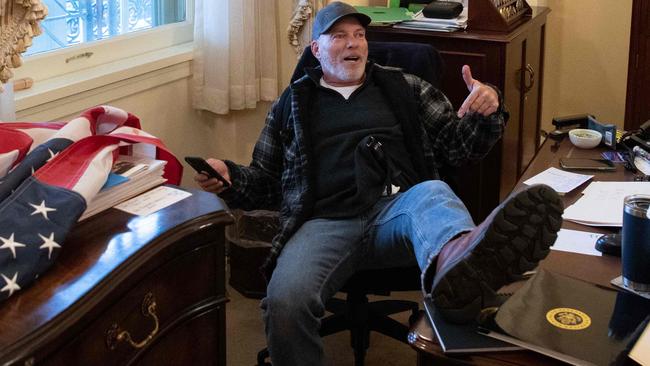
[195,2,563,365]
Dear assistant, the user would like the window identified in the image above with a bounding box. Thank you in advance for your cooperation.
[14,0,192,86]
[27,0,187,56]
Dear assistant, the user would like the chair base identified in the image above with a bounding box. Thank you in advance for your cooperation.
[324,294,420,365]
[256,292,420,366]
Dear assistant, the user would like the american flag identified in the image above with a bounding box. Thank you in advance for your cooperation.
[0,106,182,303]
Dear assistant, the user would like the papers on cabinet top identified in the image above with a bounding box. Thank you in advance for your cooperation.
[79,154,167,220]
[393,9,467,32]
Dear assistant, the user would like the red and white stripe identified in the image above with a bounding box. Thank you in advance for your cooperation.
[0,122,64,151]
[34,136,120,201]
[0,105,141,155]
[81,105,141,135]
[0,127,33,176]
[3,105,181,192]
[49,105,141,143]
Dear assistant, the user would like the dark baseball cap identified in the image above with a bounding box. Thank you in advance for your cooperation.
[312,1,371,40]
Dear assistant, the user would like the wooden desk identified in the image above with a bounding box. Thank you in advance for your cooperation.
[368,7,549,222]
[408,138,632,365]
[0,188,233,366]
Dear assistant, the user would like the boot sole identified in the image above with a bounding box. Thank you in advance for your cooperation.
[432,184,564,324]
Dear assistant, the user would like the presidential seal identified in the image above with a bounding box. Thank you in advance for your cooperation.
[546,308,591,330]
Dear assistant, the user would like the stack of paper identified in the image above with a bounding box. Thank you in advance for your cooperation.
[563,181,650,226]
[393,8,467,32]
[79,154,167,220]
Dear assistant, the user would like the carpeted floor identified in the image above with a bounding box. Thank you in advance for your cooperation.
[225,279,422,366]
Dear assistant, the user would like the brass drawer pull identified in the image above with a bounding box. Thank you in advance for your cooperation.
[106,293,160,350]
[524,63,535,93]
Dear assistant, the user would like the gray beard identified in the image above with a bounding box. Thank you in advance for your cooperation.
[322,65,364,85]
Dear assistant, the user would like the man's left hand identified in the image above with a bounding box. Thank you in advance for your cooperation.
[457,65,499,118]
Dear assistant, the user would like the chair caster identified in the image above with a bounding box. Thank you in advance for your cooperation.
[257,348,271,366]
[409,309,423,326]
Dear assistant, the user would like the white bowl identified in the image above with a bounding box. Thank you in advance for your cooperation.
[569,129,602,149]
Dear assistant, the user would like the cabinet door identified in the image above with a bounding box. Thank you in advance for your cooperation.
[44,242,226,366]
[502,38,524,200]
[501,26,544,200]
[520,26,544,177]
[426,40,504,222]
[625,0,650,130]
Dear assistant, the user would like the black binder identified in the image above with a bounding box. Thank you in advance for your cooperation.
[423,297,521,353]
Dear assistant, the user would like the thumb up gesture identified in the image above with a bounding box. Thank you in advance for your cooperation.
[457,65,499,118]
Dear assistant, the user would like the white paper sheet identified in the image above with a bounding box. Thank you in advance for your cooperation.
[564,182,650,226]
[629,321,650,366]
[115,186,192,216]
[550,229,603,256]
[523,167,593,194]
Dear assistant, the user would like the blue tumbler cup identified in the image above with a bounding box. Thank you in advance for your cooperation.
[622,195,650,292]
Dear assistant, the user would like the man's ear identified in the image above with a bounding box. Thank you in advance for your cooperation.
[311,40,320,60]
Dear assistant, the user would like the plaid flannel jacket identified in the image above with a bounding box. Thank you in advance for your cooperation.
[219,63,506,278]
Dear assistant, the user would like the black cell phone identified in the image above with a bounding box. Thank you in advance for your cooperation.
[184,156,231,188]
[559,158,616,171]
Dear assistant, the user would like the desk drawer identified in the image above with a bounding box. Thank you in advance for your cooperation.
[46,243,225,365]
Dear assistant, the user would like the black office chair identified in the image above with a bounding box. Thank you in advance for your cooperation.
[257,41,445,366]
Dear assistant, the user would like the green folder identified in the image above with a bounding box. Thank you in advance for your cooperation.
[354,6,414,24]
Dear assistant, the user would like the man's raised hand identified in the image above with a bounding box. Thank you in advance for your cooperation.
[457,65,499,118]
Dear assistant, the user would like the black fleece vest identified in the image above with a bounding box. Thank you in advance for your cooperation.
[283,63,434,221]
[308,74,418,218]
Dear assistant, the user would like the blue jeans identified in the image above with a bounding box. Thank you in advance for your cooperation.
[261,181,475,366]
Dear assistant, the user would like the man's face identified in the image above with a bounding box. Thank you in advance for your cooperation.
[311,16,368,87]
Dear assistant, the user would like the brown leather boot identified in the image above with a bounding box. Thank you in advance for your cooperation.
[431,184,563,324]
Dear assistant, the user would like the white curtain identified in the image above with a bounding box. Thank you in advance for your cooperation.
[192,0,279,115]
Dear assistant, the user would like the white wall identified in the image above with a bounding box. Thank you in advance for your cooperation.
[531,0,632,132]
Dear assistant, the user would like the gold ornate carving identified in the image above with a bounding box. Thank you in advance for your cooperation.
[287,0,325,57]
[0,0,48,86]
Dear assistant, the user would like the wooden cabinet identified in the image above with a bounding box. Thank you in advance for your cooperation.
[0,188,233,365]
[367,7,549,221]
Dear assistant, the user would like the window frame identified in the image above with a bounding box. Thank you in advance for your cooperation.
[14,0,194,84]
